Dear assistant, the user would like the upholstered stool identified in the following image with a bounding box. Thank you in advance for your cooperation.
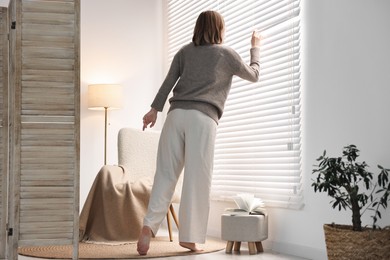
[221,212,268,255]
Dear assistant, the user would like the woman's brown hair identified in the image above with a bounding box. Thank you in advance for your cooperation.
[192,11,225,46]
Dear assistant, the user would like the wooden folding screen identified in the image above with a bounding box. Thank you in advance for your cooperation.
[6,0,80,259]
[0,7,9,259]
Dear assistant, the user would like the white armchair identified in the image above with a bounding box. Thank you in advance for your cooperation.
[117,127,181,241]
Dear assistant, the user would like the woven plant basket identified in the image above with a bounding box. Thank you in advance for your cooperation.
[323,224,390,260]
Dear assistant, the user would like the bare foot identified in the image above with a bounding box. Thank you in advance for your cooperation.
[137,226,152,255]
[179,242,203,252]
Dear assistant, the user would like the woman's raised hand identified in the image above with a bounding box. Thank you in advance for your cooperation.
[142,108,158,131]
[251,31,262,48]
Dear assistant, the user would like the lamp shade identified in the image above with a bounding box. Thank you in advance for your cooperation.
[88,84,124,110]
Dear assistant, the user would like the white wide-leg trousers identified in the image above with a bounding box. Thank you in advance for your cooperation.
[143,109,217,243]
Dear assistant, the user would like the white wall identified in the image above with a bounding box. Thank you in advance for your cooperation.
[80,0,164,205]
[302,0,390,257]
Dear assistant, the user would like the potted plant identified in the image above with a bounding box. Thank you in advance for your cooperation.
[312,144,390,260]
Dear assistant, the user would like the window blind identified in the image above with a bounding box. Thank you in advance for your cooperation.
[165,0,302,209]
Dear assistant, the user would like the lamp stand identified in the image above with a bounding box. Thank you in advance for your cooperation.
[104,107,108,165]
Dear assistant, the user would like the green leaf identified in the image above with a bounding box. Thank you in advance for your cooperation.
[365,179,370,189]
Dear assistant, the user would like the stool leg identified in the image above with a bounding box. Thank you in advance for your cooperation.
[226,241,234,254]
[255,241,264,252]
[248,242,257,255]
[233,241,241,252]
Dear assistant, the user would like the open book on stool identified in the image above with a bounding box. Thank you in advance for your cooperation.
[225,193,267,215]
[225,208,266,215]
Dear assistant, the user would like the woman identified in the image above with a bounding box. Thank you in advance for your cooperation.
[137,10,261,255]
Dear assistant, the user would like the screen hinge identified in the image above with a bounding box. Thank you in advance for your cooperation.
[6,224,13,236]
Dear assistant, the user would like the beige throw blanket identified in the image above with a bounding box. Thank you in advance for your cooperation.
[79,165,153,244]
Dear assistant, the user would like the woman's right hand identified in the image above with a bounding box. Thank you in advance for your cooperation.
[251,31,262,48]
[142,108,158,131]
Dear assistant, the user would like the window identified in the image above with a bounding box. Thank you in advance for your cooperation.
[165,0,302,209]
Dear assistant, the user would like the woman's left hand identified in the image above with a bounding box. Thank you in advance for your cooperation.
[142,108,158,131]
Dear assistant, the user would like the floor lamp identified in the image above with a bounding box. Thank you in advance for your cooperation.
[88,84,123,165]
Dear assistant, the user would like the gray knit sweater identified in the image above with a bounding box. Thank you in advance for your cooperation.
[151,42,260,123]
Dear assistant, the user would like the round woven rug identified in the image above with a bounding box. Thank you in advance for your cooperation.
[18,237,226,259]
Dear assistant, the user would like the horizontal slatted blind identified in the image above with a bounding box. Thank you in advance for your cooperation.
[165,0,302,209]
[0,6,8,258]
[17,0,80,245]
[166,0,218,62]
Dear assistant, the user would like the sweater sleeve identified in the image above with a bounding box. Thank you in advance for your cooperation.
[150,50,182,111]
[234,47,260,82]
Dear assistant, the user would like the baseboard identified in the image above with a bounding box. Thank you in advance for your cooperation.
[208,227,326,260]
[269,240,327,260]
